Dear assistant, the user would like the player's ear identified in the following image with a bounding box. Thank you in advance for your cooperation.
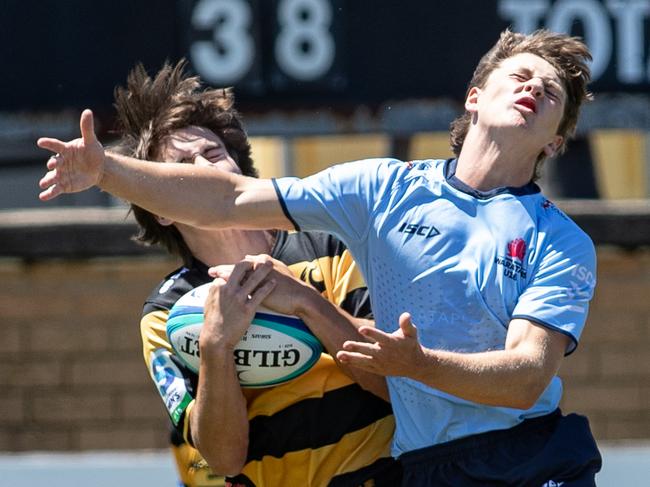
[542,135,564,158]
[465,86,481,114]
[155,215,175,226]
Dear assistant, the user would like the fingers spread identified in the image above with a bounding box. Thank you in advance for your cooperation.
[359,326,389,342]
[336,350,375,369]
[39,184,60,201]
[46,155,60,170]
[80,109,96,143]
[399,312,418,338]
[342,339,378,354]
[39,170,58,190]
[37,138,66,154]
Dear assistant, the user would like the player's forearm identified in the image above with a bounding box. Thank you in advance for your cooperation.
[413,347,553,409]
[296,291,389,400]
[101,152,238,228]
[191,347,249,475]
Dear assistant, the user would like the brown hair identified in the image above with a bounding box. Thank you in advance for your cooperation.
[449,29,593,179]
[112,60,257,263]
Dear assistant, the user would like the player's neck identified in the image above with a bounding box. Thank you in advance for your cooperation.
[179,226,277,267]
[455,128,537,190]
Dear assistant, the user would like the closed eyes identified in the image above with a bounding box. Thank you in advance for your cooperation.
[510,72,561,101]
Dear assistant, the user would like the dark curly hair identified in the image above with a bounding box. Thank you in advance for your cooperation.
[449,29,593,180]
[112,60,258,263]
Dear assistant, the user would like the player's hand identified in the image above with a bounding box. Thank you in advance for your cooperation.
[209,254,311,317]
[202,260,276,350]
[337,312,425,376]
[37,109,105,201]
[209,254,293,280]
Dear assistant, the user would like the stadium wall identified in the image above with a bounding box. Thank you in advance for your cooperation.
[0,206,649,451]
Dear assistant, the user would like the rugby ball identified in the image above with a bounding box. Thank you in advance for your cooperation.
[166,283,323,388]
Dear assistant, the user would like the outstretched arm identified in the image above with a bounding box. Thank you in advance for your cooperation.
[338,313,569,409]
[37,110,291,231]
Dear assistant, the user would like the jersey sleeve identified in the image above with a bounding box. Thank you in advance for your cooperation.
[330,247,373,320]
[272,158,395,243]
[511,228,597,354]
[141,309,196,443]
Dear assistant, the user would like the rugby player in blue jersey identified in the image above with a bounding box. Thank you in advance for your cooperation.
[39,29,601,486]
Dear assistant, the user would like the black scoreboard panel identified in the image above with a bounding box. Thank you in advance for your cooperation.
[2,0,649,111]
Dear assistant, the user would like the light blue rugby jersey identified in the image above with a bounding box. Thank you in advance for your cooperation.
[272,158,596,457]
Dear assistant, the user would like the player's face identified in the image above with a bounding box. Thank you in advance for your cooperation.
[467,52,566,155]
[161,126,242,175]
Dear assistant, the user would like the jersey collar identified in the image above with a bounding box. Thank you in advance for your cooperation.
[444,158,541,199]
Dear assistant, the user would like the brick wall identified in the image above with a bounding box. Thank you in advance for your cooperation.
[560,247,650,440]
[0,256,176,451]
[0,247,649,452]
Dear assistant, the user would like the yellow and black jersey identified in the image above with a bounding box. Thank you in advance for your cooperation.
[140,230,399,487]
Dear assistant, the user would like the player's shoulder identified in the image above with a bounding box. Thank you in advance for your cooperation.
[385,158,446,187]
[536,197,585,231]
[337,157,436,177]
[142,260,212,314]
[535,197,595,255]
[350,157,442,190]
[370,157,440,175]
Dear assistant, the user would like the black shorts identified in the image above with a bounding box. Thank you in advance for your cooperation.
[329,456,404,487]
[399,409,601,487]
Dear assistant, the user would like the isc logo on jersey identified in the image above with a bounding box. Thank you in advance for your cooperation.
[166,283,323,388]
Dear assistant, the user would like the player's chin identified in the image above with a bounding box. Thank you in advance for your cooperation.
[511,108,535,126]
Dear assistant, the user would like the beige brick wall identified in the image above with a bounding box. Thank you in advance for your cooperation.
[0,247,648,452]
[560,247,650,440]
[0,256,176,451]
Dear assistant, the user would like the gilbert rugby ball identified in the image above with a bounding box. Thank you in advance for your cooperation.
[166,283,323,388]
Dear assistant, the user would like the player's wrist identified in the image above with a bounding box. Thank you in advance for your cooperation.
[96,148,109,188]
[291,284,324,320]
[198,347,238,376]
[199,334,238,357]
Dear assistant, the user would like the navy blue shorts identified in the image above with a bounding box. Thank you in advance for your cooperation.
[399,410,601,487]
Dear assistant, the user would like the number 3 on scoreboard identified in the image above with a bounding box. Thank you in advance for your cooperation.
[190,0,255,85]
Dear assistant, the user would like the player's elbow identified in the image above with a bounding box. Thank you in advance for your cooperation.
[198,443,248,477]
[508,376,550,410]
[207,457,247,478]
[508,394,539,410]
[495,390,540,410]
[193,428,248,476]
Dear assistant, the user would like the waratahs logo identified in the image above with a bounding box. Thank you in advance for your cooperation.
[507,238,527,260]
[495,238,528,280]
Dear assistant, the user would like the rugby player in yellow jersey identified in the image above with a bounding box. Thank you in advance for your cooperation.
[112,62,401,487]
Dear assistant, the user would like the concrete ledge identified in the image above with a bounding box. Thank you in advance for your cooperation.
[0,207,161,259]
[556,200,650,249]
[2,201,650,259]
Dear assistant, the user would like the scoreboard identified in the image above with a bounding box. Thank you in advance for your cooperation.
[1,0,649,111]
